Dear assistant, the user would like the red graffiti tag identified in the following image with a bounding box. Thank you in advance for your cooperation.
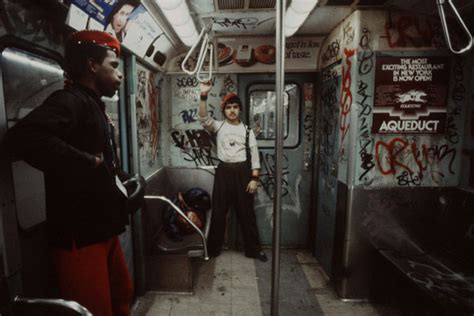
[375,138,433,179]
[148,72,159,160]
[384,15,438,48]
[339,48,355,157]
[376,138,457,184]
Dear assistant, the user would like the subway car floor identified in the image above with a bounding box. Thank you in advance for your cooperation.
[132,249,404,316]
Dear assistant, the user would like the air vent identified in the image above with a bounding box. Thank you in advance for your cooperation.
[215,0,276,10]
[216,0,245,10]
[249,0,276,9]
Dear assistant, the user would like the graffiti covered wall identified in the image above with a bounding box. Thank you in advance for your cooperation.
[136,63,160,177]
[460,63,474,191]
[166,74,236,167]
[318,10,469,188]
[162,73,314,246]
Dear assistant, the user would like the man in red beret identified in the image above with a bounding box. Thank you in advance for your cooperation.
[4,30,145,316]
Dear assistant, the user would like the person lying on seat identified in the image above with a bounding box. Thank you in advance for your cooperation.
[163,187,211,241]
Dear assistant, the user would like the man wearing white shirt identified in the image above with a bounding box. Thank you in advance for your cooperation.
[198,81,267,262]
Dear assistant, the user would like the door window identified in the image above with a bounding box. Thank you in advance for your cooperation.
[248,83,300,148]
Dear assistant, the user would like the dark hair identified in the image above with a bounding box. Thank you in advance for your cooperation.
[105,0,141,26]
[64,42,110,81]
[221,95,242,112]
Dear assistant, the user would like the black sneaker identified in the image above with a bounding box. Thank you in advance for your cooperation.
[255,251,268,262]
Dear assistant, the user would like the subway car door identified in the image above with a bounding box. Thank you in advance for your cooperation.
[0,45,64,297]
[315,61,341,275]
[237,73,316,247]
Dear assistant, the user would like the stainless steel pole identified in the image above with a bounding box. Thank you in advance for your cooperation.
[271,0,285,315]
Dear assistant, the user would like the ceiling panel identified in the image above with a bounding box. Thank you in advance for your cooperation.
[185,0,474,40]
[297,6,354,35]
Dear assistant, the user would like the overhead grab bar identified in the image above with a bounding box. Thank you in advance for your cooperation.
[144,195,209,260]
[181,25,214,82]
[197,41,213,82]
[437,0,473,54]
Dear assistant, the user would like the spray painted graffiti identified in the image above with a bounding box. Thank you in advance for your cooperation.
[212,17,274,30]
[179,108,198,124]
[358,28,374,75]
[176,76,200,88]
[357,80,375,185]
[383,15,444,49]
[148,72,159,162]
[255,174,303,229]
[446,59,464,145]
[170,129,219,167]
[342,22,355,46]
[356,28,375,186]
[320,62,340,190]
[339,48,355,159]
[375,137,457,185]
[321,39,340,64]
[136,64,159,176]
[259,152,289,199]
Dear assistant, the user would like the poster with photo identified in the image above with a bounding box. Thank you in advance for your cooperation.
[372,56,450,134]
[121,5,164,55]
[66,0,117,30]
[136,63,160,177]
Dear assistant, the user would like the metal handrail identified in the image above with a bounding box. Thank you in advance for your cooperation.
[437,0,473,54]
[181,26,214,82]
[14,296,93,316]
[144,195,209,260]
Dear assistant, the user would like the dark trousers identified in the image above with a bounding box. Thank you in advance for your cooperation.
[207,161,262,256]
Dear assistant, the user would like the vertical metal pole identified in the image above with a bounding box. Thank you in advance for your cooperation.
[271,0,285,315]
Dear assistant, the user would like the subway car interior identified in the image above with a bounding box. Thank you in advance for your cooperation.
[0,0,474,315]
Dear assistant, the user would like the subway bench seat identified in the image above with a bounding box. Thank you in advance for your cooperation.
[143,167,214,293]
[363,188,474,313]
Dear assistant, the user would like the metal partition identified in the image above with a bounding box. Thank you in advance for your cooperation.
[0,46,63,298]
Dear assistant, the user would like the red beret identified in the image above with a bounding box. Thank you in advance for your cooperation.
[221,92,241,110]
[67,30,121,56]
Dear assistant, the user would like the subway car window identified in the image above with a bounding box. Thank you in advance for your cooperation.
[249,89,289,139]
[248,83,300,148]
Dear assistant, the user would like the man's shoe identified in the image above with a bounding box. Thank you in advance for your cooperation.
[255,251,268,262]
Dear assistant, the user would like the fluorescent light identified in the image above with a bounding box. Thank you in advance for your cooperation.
[285,0,318,37]
[155,0,199,47]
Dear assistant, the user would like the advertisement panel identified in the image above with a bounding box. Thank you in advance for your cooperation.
[217,36,322,72]
[372,56,450,134]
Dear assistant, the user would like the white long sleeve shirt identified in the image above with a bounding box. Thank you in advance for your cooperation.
[199,115,260,170]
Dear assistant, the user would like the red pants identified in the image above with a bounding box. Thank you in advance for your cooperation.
[50,236,133,316]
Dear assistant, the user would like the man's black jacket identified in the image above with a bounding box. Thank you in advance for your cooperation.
[4,85,131,249]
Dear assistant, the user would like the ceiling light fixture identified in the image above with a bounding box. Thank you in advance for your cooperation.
[284,0,319,37]
[155,0,199,47]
